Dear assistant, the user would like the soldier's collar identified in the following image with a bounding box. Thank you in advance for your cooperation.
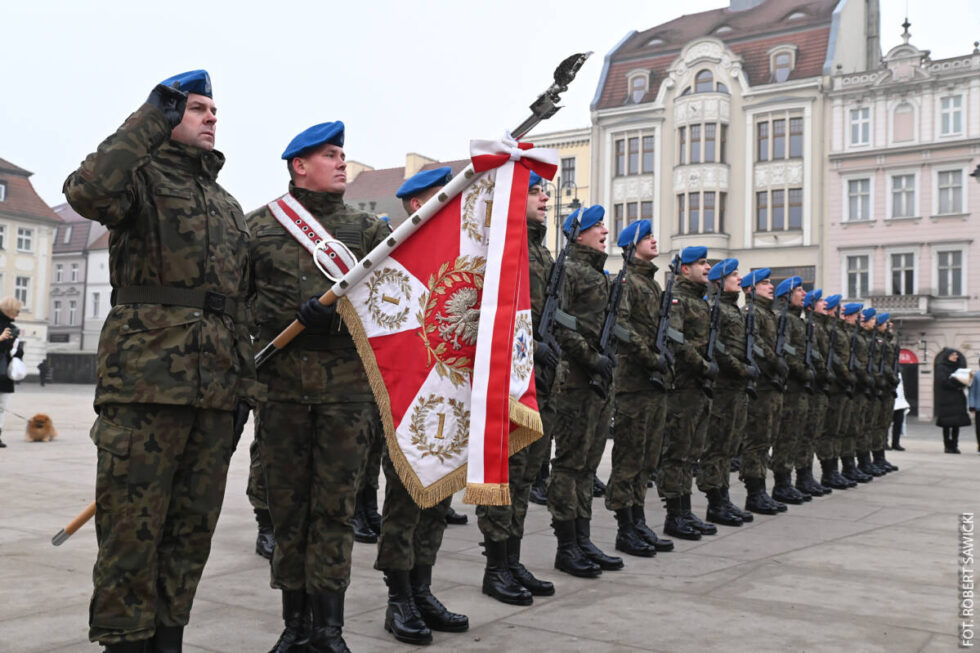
[527,219,547,244]
[289,183,346,213]
[157,140,225,179]
[569,242,607,270]
[722,290,740,304]
[754,294,773,308]
[627,257,657,276]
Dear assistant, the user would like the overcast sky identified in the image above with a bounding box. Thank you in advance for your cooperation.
[3,0,977,213]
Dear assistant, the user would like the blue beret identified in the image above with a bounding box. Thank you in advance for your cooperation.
[876,312,891,324]
[740,268,771,288]
[680,246,708,265]
[861,307,877,321]
[160,69,212,97]
[775,276,803,298]
[563,205,605,235]
[281,121,345,160]
[708,258,738,281]
[842,302,864,316]
[824,294,842,310]
[396,166,452,199]
[528,171,543,189]
[617,219,652,247]
[804,288,823,309]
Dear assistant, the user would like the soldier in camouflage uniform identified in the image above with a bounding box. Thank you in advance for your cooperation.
[605,219,675,557]
[854,308,887,478]
[770,277,812,506]
[740,269,788,515]
[477,171,557,603]
[373,168,468,645]
[248,121,389,653]
[64,70,258,652]
[815,295,856,490]
[247,435,276,559]
[660,246,718,540]
[873,316,900,471]
[549,205,622,576]
[351,424,383,542]
[697,259,757,528]
[839,303,874,484]
[794,290,831,498]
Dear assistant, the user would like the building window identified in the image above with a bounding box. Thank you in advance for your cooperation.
[688,193,700,233]
[716,82,729,94]
[55,264,63,283]
[628,73,648,103]
[771,189,785,230]
[891,174,915,218]
[695,69,713,93]
[615,133,654,176]
[53,300,61,326]
[937,250,964,296]
[641,136,654,173]
[756,191,768,231]
[850,107,870,145]
[756,188,802,232]
[677,195,685,233]
[847,179,871,222]
[702,192,716,233]
[720,125,728,163]
[615,139,625,176]
[772,52,793,83]
[613,204,625,242]
[789,118,803,157]
[678,127,686,165]
[628,137,640,174]
[63,225,73,244]
[640,201,653,220]
[689,125,701,164]
[0,225,6,249]
[71,263,79,282]
[0,183,6,202]
[940,96,963,135]
[92,292,101,318]
[68,300,77,326]
[772,119,786,160]
[846,255,869,299]
[16,228,33,252]
[788,188,802,229]
[677,192,724,234]
[757,123,769,161]
[893,103,914,142]
[704,124,716,163]
[561,157,575,185]
[937,170,963,214]
[14,276,29,307]
[891,253,915,295]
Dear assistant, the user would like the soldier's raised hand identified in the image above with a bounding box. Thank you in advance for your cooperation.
[147,81,188,129]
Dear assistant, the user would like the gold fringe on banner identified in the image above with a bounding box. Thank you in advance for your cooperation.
[463,482,511,506]
[508,396,543,455]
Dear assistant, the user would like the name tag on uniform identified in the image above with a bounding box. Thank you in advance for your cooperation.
[554,309,578,331]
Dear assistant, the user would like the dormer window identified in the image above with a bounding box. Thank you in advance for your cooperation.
[695,69,714,93]
[768,46,797,83]
[0,182,6,202]
[646,37,664,47]
[787,11,806,20]
[714,25,733,35]
[627,71,649,104]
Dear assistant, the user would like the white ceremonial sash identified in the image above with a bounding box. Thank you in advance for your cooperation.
[267,193,357,280]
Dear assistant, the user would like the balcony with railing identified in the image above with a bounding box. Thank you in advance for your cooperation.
[867,294,969,317]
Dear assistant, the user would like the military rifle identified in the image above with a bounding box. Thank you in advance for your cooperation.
[771,295,792,391]
[824,306,840,393]
[536,213,582,377]
[649,254,681,392]
[744,285,760,399]
[865,327,878,399]
[845,321,859,399]
[702,281,723,399]
[589,234,639,399]
[802,306,816,394]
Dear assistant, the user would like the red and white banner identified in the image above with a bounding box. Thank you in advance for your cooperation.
[336,137,555,507]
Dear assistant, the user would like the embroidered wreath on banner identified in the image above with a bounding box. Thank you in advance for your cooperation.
[512,313,533,381]
[408,394,470,462]
[461,177,495,244]
[366,267,412,330]
[416,256,486,388]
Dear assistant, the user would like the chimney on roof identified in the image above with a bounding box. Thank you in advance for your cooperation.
[405,153,438,179]
[729,0,764,11]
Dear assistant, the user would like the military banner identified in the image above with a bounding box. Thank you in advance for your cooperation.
[336,137,556,508]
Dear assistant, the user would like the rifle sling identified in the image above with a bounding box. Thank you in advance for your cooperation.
[554,309,578,331]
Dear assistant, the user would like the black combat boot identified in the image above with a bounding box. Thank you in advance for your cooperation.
[663,496,701,540]
[0,430,6,448]
[410,564,469,632]
[705,488,742,527]
[151,626,183,653]
[255,508,275,561]
[841,456,871,483]
[592,474,607,498]
[720,487,753,522]
[857,451,884,477]
[269,590,309,653]
[771,471,806,504]
[553,520,602,578]
[632,505,674,552]
[743,477,780,515]
[507,536,555,596]
[730,455,741,473]
[528,461,549,505]
[308,591,351,653]
[362,486,382,533]
[103,641,149,652]
[820,458,850,490]
[483,539,533,605]
[873,449,898,472]
[445,504,468,526]
[795,466,829,497]
[681,495,718,534]
[382,570,432,645]
[351,491,378,544]
[614,508,656,557]
[575,517,624,569]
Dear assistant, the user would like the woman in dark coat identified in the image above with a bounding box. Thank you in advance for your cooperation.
[934,347,970,453]
[0,296,24,448]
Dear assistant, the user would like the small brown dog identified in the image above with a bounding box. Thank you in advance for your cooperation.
[25,413,57,442]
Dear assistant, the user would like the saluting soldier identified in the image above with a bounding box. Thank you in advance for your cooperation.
[815,294,856,490]
[64,70,259,652]
[794,289,831,497]
[605,219,675,556]
[248,121,389,653]
[477,171,558,603]
[373,167,469,644]
[770,276,811,506]
[740,268,787,515]
[839,303,873,484]
[549,205,623,576]
[697,259,757,528]
[660,246,718,540]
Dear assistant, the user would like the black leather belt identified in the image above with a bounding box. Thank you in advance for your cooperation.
[112,286,238,318]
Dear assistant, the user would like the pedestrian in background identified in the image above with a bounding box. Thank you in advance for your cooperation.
[37,358,50,386]
[891,372,910,451]
[934,347,970,454]
[0,296,24,448]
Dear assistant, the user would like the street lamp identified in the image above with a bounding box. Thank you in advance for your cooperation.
[542,176,581,256]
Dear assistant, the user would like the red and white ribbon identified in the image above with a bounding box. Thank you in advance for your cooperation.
[470,132,559,180]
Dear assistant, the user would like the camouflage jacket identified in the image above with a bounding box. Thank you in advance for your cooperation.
[750,294,779,382]
[712,289,753,389]
[773,298,808,391]
[671,276,711,390]
[614,257,667,393]
[555,243,612,388]
[881,331,899,387]
[850,325,872,388]
[812,312,834,389]
[828,315,854,393]
[247,184,390,403]
[803,309,826,386]
[528,219,560,393]
[63,103,257,410]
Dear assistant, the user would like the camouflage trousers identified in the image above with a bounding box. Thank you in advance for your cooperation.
[741,389,782,482]
[548,385,613,522]
[259,400,377,593]
[358,417,383,494]
[478,392,555,542]
[697,386,747,493]
[375,445,450,570]
[605,389,667,511]
[89,404,235,644]
[795,391,828,469]
[771,391,809,475]
[246,435,268,511]
[842,394,869,457]
[659,387,711,499]
[873,391,893,450]
[815,393,847,461]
